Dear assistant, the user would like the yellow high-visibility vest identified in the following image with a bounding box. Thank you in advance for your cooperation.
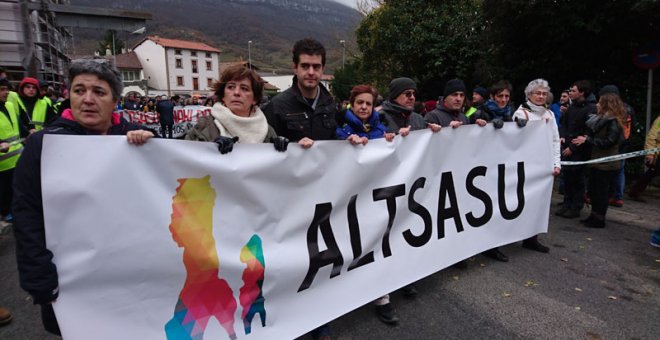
[0,102,23,172]
[15,96,49,130]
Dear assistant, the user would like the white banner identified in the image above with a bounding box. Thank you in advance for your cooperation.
[42,122,554,340]
[120,105,212,138]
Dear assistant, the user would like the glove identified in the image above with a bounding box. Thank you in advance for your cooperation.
[515,117,528,128]
[271,136,289,152]
[214,136,239,154]
[492,118,504,129]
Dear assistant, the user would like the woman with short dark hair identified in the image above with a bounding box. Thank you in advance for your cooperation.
[336,85,394,145]
[12,59,154,336]
[185,64,287,153]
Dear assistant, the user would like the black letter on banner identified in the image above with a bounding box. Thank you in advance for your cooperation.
[498,162,525,220]
[465,166,493,227]
[403,177,433,247]
[437,172,464,239]
[347,195,375,271]
[297,203,344,292]
[373,184,406,258]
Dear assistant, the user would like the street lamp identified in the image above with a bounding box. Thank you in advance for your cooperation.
[248,40,252,70]
[339,40,346,68]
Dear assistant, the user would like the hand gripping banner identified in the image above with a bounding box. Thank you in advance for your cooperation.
[42,121,554,339]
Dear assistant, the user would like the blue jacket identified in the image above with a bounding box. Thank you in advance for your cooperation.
[336,109,388,140]
[550,102,562,128]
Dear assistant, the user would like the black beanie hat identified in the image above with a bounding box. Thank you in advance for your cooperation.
[444,79,466,97]
[473,86,488,99]
[599,85,620,97]
[388,77,417,101]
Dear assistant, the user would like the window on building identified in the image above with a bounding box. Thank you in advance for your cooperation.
[175,59,182,69]
[206,61,212,71]
[175,49,182,55]
[121,70,140,82]
[191,51,197,57]
[177,76,184,86]
[191,60,198,73]
[206,52,211,58]
[193,77,199,91]
[207,78,213,88]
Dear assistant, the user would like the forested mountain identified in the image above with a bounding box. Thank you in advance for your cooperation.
[70,0,361,72]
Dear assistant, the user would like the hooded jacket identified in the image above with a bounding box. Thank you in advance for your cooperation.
[16,77,56,131]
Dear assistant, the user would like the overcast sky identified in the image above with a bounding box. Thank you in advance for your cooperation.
[332,0,357,8]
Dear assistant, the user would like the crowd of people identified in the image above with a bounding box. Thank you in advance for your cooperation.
[1,37,659,338]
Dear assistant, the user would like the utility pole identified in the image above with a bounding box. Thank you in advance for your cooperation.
[20,0,38,76]
[248,40,252,70]
[339,40,346,68]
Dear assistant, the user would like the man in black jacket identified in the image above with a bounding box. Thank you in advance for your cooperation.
[425,79,474,128]
[263,38,337,340]
[157,95,177,138]
[264,38,337,147]
[556,80,596,218]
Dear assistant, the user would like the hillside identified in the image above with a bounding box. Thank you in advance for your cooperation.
[70,0,361,73]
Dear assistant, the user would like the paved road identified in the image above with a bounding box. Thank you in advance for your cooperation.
[2,188,659,340]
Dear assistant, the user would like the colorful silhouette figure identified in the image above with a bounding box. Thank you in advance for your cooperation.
[239,235,266,334]
[165,176,237,340]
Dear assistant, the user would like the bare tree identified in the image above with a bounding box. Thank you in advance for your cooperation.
[356,0,383,17]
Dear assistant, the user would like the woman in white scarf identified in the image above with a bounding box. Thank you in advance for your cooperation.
[510,78,561,254]
[514,79,562,175]
[185,64,287,153]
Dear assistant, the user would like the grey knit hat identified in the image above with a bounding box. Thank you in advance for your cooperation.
[388,77,417,101]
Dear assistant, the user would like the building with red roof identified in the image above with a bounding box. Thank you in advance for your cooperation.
[133,36,221,96]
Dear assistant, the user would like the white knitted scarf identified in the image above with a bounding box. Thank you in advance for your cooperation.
[525,100,551,121]
[210,102,268,144]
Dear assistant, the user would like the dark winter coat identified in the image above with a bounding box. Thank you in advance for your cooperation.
[13,112,149,304]
[424,103,469,127]
[585,114,624,171]
[156,99,175,125]
[559,99,596,161]
[263,77,337,141]
[468,99,513,124]
[12,111,151,334]
[378,100,427,132]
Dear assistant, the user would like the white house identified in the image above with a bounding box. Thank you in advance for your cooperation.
[114,51,148,96]
[132,36,221,97]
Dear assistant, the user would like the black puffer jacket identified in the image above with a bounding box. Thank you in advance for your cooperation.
[12,115,150,305]
[263,77,337,141]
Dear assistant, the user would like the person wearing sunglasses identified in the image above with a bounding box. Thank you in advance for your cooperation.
[424,79,471,129]
[379,77,441,136]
